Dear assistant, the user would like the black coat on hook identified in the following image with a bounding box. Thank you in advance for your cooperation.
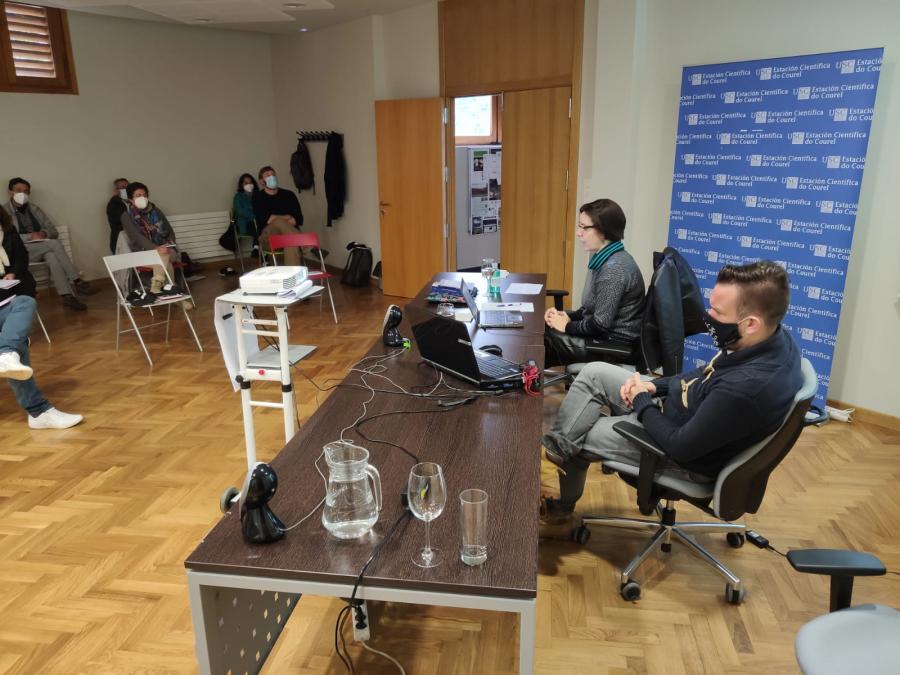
[324,132,346,226]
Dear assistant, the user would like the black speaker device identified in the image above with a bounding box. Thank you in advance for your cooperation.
[382,304,405,347]
[239,462,285,544]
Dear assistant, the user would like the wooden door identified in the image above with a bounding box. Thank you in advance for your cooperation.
[375,98,445,298]
[500,86,572,293]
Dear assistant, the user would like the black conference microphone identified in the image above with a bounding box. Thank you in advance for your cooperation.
[382,304,405,347]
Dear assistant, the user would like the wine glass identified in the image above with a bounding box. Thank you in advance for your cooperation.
[481,258,496,292]
[408,462,447,568]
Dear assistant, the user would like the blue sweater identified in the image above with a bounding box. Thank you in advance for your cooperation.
[632,326,802,477]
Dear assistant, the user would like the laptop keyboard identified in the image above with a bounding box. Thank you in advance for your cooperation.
[475,352,520,379]
[481,310,522,327]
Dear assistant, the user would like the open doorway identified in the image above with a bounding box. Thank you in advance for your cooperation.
[453,94,501,272]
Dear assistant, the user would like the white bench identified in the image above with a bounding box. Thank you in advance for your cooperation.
[168,211,234,263]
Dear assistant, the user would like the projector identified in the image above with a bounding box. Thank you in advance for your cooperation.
[239,266,309,294]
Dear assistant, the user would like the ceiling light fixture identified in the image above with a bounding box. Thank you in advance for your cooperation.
[194,18,211,23]
[284,2,306,8]
[298,27,309,32]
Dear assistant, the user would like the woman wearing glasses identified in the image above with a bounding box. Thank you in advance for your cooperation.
[544,199,645,367]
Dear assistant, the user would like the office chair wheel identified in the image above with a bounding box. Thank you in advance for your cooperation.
[571,525,591,545]
[620,581,642,602]
[726,532,745,548]
[725,583,745,605]
[220,486,240,513]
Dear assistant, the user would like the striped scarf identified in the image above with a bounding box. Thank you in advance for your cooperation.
[128,203,167,246]
[587,240,624,270]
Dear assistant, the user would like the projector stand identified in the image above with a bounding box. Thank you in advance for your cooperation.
[218,287,322,469]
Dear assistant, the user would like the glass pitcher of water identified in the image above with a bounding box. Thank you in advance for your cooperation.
[322,442,383,539]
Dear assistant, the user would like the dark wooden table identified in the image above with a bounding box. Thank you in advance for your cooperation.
[185,273,547,674]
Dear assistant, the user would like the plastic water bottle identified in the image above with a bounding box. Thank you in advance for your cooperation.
[489,268,501,296]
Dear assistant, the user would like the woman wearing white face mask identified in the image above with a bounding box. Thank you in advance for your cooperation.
[120,181,191,307]
[232,173,259,249]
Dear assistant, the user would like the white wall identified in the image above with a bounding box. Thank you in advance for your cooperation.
[374,2,440,101]
[270,2,439,270]
[0,12,278,280]
[579,0,900,416]
[270,17,381,270]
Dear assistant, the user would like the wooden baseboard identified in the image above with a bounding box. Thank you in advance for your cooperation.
[826,399,900,430]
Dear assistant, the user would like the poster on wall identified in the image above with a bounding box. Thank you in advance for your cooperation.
[667,48,883,406]
[469,148,502,235]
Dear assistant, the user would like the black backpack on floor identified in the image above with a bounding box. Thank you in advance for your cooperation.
[341,242,372,287]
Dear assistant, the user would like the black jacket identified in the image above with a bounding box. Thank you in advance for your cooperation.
[106,195,127,253]
[639,247,707,376]
[324,132,346,226]
[633,326,803,478]
[1,227,37,303]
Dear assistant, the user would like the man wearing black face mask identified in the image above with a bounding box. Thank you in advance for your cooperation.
[541,260,803,524]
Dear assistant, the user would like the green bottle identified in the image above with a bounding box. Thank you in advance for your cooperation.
[489,268,501,296]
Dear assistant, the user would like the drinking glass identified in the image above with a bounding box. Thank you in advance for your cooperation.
[481,258,496,291]
[437,302,455,318]
[459,489,488,566]
[408,462,447,568]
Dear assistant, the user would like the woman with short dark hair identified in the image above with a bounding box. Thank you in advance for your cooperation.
[232,173,259,249]
[544,198,645,367]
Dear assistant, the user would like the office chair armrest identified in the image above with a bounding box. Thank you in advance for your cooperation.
[612,421,666,459]
[546,289,569,311]
[584,338,636,359]
[613,421,666,515]
[787,549,885,612]
[787,549,885,577]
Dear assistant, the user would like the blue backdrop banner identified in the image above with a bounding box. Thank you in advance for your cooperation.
[667,48,883,406]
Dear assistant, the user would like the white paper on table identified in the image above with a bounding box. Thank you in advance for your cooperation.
[505,282,543,295]
[483,301,534,312]
[0,279,20,290]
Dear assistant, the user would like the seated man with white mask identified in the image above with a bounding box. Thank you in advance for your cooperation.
[251,165,304,266]
[120,181,191,308]
[541,260,804,524]
[3,177,95,310]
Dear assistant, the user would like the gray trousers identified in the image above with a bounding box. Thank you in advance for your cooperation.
[543,361,698,510]
[26,239,79,296]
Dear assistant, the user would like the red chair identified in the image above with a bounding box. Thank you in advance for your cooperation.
[268,232,338,323]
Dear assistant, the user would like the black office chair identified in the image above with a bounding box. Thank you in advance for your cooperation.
[547,247,707,379]
[571,358,818,604]
[787,549,896,674]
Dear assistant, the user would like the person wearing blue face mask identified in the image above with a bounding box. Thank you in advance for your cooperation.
[252,166,304,266]
[540,260,803,526]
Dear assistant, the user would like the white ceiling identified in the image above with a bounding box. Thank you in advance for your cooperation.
[40,0,435,34]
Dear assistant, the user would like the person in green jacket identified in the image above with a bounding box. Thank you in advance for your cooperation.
[232,173,259,251]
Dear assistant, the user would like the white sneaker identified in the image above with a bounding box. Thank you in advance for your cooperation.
[0,351,33,381]
[28,407,84,430]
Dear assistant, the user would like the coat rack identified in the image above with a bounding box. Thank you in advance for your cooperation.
[296,131,335,142]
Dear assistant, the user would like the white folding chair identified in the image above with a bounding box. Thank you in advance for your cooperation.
[103,250,202,367]
[34,309,50,344]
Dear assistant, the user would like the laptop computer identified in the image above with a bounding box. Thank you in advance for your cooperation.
[407,304,523,390]
[459,279,524,329]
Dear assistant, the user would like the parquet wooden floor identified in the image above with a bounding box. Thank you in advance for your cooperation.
[1,268,898,674]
